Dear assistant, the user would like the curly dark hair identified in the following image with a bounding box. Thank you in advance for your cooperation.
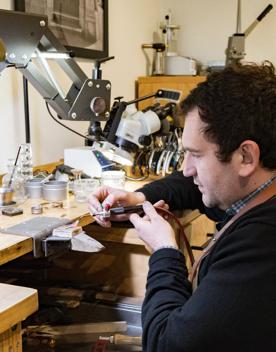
[181,62,276,169]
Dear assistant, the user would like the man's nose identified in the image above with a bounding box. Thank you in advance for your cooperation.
[182,153,196,177]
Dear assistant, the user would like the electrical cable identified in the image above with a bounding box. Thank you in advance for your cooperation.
[45,102,97,142]
[125,174,149,181]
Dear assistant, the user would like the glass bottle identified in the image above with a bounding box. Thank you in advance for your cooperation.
[2,159,26,204]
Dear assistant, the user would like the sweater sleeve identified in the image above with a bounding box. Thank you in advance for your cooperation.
[137,171,225,221]
[142,215,276,352]
[137,172,204,211]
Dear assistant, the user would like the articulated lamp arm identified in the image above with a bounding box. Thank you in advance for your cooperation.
[0,9,111,123]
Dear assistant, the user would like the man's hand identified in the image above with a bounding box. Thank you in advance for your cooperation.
[129,201,178,253]
[88,185,146,227]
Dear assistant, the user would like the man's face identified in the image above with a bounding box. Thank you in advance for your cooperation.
[182,108,242,210]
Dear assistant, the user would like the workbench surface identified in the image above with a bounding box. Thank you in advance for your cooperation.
[0,178,201,266]
[0,283,38,334]
[0,177,148,266]
[0,197,93,265]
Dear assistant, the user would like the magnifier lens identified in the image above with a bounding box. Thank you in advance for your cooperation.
[90,97,106,115]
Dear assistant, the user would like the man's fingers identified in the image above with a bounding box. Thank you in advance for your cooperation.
[88,186,109,212]
[153,199,169,210]
[102,189,128,209]
[153,199,165,207]
[129,213,142,228]
[143,201,159,219]
[102,193,116,209]
[142,214,150,221]
[88,194,102,212]
[94,216,111,228]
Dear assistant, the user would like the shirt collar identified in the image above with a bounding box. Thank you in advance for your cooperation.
[226,175,276,216]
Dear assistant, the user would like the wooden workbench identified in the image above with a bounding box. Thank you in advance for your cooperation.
[0,168,215,336]
[0,175,150,265]
[0,176,214,295]
[0,183,94,351]
[0,283,38,352]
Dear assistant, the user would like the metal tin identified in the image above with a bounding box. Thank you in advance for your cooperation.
[25,178,44,199]
[42,181,67,202]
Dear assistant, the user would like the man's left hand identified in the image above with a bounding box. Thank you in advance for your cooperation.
[129,201,178,253]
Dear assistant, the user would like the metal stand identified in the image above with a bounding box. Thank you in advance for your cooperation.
[23,77,31,143]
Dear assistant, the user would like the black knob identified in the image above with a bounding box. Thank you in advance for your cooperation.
[114,96,124,102]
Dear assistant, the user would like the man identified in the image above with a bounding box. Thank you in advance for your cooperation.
[89,63,276,351]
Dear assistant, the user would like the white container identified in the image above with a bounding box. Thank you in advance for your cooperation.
[164,56,197,75]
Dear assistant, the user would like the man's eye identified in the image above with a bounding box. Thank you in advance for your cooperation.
[183,151,201,158]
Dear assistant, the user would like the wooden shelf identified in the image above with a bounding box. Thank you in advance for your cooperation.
[136,75,205,109]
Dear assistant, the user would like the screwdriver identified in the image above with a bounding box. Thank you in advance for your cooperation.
[92,205,144,218]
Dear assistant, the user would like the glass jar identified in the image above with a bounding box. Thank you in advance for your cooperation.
[2,159,26,204]
[101,170,126,189]
[73,178,100,203]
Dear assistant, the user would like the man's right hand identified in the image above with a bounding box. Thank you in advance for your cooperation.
[88,185,146,227]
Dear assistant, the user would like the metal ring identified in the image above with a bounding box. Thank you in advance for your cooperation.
[148,149,160,175]
[156,150,167,176]
[151,150,162,175]
[148,149,156,171]
[164,151,175,175]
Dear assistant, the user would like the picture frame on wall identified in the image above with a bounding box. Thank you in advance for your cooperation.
[14,0,108,60]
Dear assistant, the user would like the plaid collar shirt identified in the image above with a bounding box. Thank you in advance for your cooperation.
[226,175,276,216]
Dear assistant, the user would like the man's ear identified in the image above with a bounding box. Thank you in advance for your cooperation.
[238,140,260,177]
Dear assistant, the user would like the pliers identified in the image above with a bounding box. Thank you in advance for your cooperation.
[92,205,144,219]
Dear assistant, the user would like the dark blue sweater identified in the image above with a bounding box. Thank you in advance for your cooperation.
[138,172,276,351]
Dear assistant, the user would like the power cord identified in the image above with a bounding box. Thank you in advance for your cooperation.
[126,174,149,181]
[45,102,96,142]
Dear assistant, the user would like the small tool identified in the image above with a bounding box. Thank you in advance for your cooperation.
[92,205,144,219]
[99,334,142,346]
[2,207,23,216]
